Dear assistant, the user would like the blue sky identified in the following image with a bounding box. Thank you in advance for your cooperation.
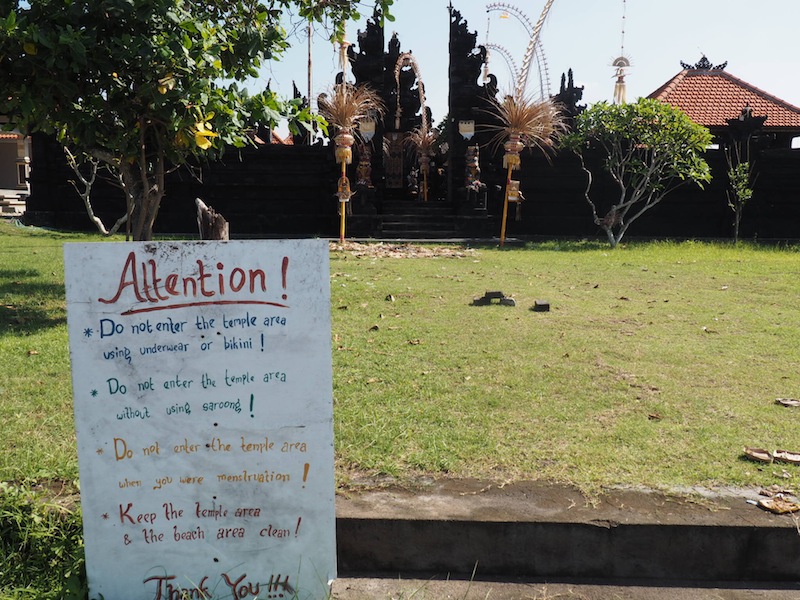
[260,0,800,133]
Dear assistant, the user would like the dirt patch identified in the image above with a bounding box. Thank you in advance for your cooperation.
[330,241,477,259]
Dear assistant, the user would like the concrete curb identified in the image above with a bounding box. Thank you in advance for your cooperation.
[334,479,800,583]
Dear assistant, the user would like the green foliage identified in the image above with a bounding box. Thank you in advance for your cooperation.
[726,158,755,244]
[0,0,391,239]
[0,480,86,600]
[296,0,395,41]
[562,99,713,247]
[1,0,282,160]
[727,161,753,206]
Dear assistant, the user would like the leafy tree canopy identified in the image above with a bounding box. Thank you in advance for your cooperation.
[562,98,712,247]
[0,0,394,239]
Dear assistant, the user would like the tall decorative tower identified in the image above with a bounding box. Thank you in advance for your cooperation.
[611,0,631,104]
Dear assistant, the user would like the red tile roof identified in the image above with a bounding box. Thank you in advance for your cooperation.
[648,68,800,130]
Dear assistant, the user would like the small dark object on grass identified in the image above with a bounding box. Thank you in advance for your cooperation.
[531,300,550,312]
[472,291,515,306]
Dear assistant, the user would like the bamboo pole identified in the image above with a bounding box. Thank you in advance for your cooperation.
[339,161,347,243]
[499,163,513,247]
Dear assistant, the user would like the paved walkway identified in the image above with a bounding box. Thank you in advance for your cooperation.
[331,576,800,599]
[331,478,800,598]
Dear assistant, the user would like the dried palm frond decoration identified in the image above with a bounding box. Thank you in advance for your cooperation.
[317,82,384,242]
[317,82,385,163]
[484,93,567,246]
[404,124,438,201]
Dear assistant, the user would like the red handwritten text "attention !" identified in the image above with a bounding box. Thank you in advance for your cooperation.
[97,252,289,315]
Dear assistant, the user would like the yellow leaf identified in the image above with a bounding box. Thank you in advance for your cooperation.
[23,42,37,55]
[194,126,218,150]
[194,132,212,149]
[157,74,175,94]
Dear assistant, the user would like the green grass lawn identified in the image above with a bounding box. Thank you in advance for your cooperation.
[1,221,799,492]
[330,239,800,492]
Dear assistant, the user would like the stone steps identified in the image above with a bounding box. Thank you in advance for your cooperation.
[0,193,26,218]
[378,200,458,239]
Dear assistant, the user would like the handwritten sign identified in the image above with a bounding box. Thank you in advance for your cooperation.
[64,240,335,600]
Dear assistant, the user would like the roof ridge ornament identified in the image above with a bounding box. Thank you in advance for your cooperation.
[680,55,727,71]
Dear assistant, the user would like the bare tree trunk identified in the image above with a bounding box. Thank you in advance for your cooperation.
[64,147,128,236]
[111,160,163,241]
[196,198,229,240]
[733,207,742,245]
[603,226,618,248]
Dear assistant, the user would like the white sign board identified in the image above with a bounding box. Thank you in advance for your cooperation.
[64,240,335,600]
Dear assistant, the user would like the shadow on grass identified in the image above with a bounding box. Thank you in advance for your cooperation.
[481,239,611,252]
[0,270,66,336]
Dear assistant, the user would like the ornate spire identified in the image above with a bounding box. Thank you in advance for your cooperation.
[680,55,727,71]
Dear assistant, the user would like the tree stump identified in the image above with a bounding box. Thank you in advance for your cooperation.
[196,198,229,240]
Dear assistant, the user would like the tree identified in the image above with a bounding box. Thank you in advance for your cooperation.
[726,160,754,244]
[0,0,393,240]
[562,98,712,247]
[723,107,764,244]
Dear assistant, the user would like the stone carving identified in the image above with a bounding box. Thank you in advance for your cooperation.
[681,55,727,71]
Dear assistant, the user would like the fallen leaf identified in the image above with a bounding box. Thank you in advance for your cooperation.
[760,485,794,496]
[27,350,39,356]
[368,325,379,331]
[776,398,800,408]
[743,447,773,463]
[757,497,800,514]
[774,450,800,465]
[407,339,422,345]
